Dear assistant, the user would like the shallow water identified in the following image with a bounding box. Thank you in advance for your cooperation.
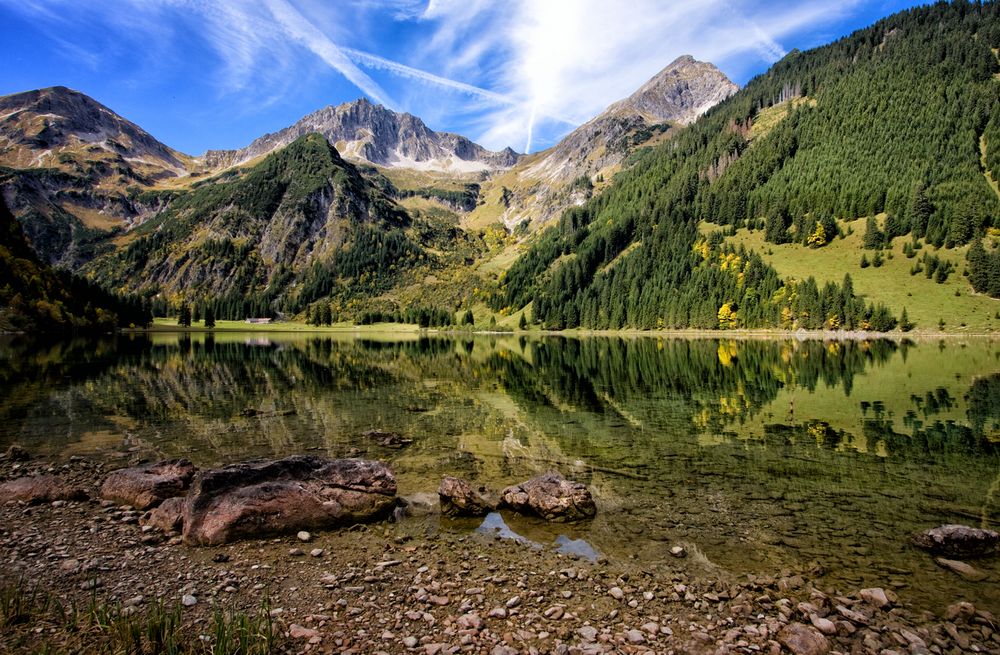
[1,332,998,613]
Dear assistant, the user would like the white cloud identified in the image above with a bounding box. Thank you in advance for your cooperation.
[0,0,870,153]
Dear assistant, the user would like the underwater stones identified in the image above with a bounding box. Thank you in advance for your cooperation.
[913,524,999,558]
[0,474,88,504]
[934,557,988,581]
[182,456,396,545]
[500,472,596,522]
[3,444,30,461]
[438,476,498,517]
[100,459,198,510]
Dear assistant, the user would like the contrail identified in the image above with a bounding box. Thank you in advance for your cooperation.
[264,0,396,109]
[524,104,537,154]
[341,47,515,107]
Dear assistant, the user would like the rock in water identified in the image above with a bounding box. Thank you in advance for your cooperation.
[500,472,596,522]
[182,456,396,545]
[141,496,185,532]
[778,622,830,655]
[935,557,988,581]
[913,524,999,558]
[3,444,30,461]
[100,459,198,510]
[438,476,499,517]
[0,475,88,504]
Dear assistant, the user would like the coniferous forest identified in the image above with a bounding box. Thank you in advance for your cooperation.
[494,2,1000,330]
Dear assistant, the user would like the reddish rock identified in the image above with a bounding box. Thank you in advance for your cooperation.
[913,524,999,558]
[0,475,88,504]
[500,472,596,522]
[438,476,498,517]
[778,622,830,655]
[142,496,186,533]
[182,456,397,546]
[100,459,198,510]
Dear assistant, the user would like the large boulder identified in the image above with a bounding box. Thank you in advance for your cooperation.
[182,456,397,545]
[141,496,186,533]
[913,524,999,558]
[438,476,499,517]
[500,472,596,522]
[0,475,88,504]
[778,622,830,655]
[100,459,198,510]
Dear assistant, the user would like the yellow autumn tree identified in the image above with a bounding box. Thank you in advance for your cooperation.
[806,221,826,248]
[717,303,738,329]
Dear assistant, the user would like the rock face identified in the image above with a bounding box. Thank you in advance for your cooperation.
[438,476,499,517]
[182,456,397,545]
[100,459,198,510]
[201,98,519,174]
[500,473,596,522]
[0,475,88,504]
[913,524,1000,558]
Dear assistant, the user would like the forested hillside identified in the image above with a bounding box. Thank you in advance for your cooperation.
[86,133,483,320]
[0,196,150,331]
[495,2,1000,330]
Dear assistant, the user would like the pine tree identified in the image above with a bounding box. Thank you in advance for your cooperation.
[177,302,191,327]
[518,313,527,330]
[204,305,216,329]
[463,309,474,325]
[321,303,332,326]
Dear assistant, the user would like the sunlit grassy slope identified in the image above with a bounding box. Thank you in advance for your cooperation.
[712,220,1000,333]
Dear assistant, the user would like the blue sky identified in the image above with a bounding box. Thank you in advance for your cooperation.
[0,0,926,155]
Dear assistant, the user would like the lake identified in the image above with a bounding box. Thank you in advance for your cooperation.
[1,332,998,613]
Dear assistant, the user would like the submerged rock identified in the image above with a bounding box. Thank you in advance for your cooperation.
[935,557,989,581]
[3,444,30,461]
[182,456,396,545]
[500,472,596,522]
[0,475,88,504]
[362,429,413,448]
[913,524,999,558]
[438,476,499,517]
[100,459,198,510]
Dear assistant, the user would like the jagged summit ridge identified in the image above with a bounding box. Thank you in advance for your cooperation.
[201,98,520,174]
[608,55,739,125]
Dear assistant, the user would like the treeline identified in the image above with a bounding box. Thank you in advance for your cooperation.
[0,197,151,331]
[496,2,1000,331]
[397,184,481,212]
[356,306,454,327]
[968,237,1000,297]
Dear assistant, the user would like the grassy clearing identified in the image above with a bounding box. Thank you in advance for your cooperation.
[0,580,276,654]
[749,97,817,142]
[715,221,1000,333]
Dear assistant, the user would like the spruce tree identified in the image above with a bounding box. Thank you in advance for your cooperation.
[177,302,191,327]
[204,305,216,329]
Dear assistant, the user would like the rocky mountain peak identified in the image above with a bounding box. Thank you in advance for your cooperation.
[0,85,186,173]
[201,98,520,174]
[608,55,739,125]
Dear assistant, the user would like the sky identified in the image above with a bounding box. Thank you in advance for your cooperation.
[0,0,927,155]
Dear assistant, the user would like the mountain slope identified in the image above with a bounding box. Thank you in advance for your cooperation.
[0,86,192,266]
[85,133,484,319]
[201,98,519,174]
[470,56,737,228]
[495,2,1000,331]
[0,194,150,331]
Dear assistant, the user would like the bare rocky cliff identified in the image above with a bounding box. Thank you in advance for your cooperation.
[200,98,520,174]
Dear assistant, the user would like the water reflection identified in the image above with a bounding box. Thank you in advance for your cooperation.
[0,333,998,612]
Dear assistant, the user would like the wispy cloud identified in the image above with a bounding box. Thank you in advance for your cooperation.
[0,0,874,153]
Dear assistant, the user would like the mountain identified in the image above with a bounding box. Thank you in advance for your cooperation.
[85,133,487,319]
[495,2,1000,332]
[0,86,192,266]
[0,194,150,331]
[470,56,737,228]
[200,98,520,174]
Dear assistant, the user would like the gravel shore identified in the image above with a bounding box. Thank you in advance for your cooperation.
[1,454,997,654]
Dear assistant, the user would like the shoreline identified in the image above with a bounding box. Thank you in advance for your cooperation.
[2,451,996,654]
